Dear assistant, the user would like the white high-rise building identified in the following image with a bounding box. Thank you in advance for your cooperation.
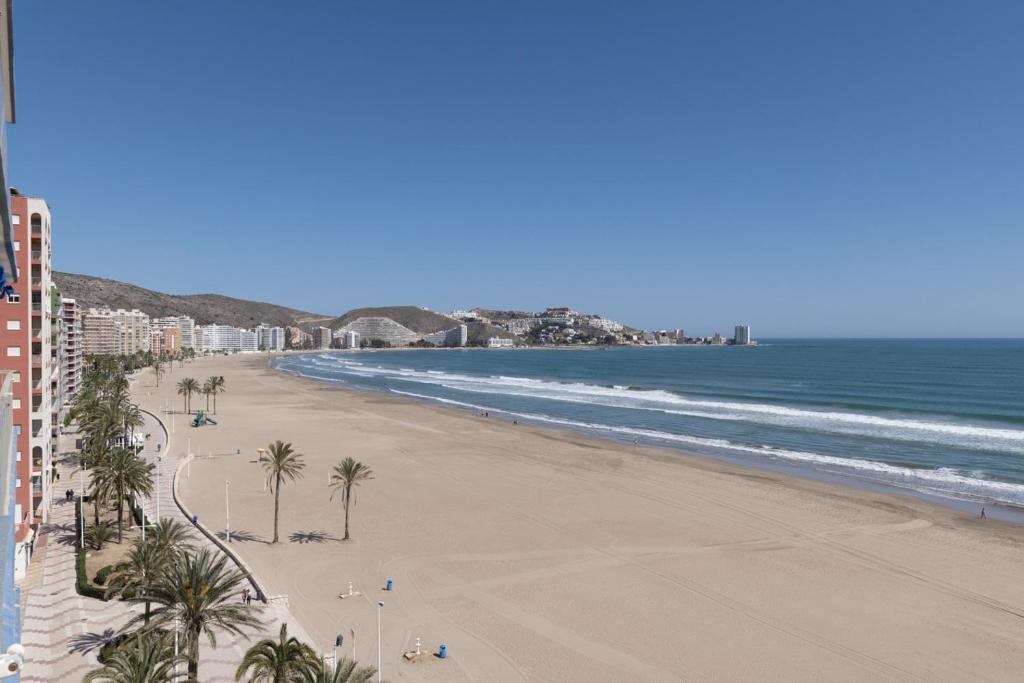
[734,325,752,346]
[254,324,285,351]
[198,324,241,353]
[239,329,259,353]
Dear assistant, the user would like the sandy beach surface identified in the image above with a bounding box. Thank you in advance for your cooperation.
[133,353,1024,682]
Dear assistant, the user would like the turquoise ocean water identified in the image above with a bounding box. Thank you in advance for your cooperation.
[274,340,1024,508]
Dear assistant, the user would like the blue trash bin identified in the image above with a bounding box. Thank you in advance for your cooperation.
[439,643,447,659]
[385,579,393,591]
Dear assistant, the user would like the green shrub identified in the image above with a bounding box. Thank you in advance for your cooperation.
[74,547,107,601]
[94,565,114,586]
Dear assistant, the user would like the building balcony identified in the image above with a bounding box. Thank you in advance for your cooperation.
[30,250,41,262]
[31,354,42,366]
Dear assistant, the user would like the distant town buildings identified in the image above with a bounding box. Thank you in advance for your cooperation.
[423,324,468,347]
[334,317,420,347]
[487,337,514,348]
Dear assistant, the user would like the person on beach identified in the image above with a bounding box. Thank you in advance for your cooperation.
[980,507,987,519]
[242,588,248,604]
[246,591,253,606]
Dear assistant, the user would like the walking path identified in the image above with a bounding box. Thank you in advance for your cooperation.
[18,388,312,681]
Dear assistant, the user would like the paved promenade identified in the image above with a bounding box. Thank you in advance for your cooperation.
[18,388,312,682]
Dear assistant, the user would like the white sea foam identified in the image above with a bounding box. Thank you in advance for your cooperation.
[308,358,1024,454]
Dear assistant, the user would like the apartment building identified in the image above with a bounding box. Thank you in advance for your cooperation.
[82,307,122,355]
[111,308,150,354]
[313,326,332,350]
[60,297,83,407]
[254,324,285,352]
[0,194,55,579]
[153,315,196,351]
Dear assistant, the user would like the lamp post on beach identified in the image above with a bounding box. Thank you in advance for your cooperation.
[79,469,85,548]
[225,480,231,543]
[377,602,384,683]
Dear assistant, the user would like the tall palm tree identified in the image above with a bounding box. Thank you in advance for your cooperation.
[153,358,164,387]
[209,376,226,413]
[176,378,200,414]
[91,447,155,542]
[134,548,262,681]
[234,622,319,683]
[106,540,164,623]
[262,441,306,543]
[300,658,376,683]
[329,458,374,541]
[202,380,213,413]
[83,633,185,683]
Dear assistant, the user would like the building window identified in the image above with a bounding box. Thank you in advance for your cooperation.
[11,215,18,225]
[12,240,19,251]
[7,294,19,303]
[15,478,20,488]
[11,372,20,382]
[7,319,20,330]
[13,425,20,436]
[15,450,20,462]
[12,399,19,409]
[7,346,20,357]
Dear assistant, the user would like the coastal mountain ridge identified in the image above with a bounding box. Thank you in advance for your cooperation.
[52,272,332,328]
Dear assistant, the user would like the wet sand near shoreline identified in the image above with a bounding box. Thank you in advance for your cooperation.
[134,353,1024,682]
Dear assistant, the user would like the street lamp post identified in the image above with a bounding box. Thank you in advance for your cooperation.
[377,601,384,683]
[351,628,356,662]
[334,635,343,673]
[225,480,231,543]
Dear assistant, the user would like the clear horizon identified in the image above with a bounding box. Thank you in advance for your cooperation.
[13,2,1024,336]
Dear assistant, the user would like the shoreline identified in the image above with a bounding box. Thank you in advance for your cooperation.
[138,353,1024,682]
[270,350,1024,524]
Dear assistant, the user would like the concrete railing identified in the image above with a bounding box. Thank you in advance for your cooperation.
[140,408,269,603]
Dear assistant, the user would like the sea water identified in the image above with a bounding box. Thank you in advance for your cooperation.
[274,340,1024,508]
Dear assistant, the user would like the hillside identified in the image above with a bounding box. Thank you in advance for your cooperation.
[52,272,331,328]
[328,306,459,335]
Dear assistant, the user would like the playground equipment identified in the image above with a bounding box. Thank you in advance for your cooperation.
[191,409,219,427]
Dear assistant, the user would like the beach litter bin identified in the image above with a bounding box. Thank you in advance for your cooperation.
[438,643,447,659]
[386,579,393,591]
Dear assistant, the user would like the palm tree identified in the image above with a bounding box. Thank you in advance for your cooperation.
[87,522,116,550]
[146,518,194,557]
[262,441,306,544]
[202,380,213,413]
[134,548,262,681]
[300,658,376,683]
[329,458,374,541]
[209,376,226,413]
[176,378,200,414]
[84,632,184,683]
[234,622,319,682]
[106,540,164,623]
[153,358,164,387]
[91,447,155,542]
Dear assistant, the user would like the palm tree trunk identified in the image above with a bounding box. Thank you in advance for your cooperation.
[188,632,199,680]
[273,472,281,543]
[344,486,351,541]
[144,598,150,624]
[213,392,217,414]
[205,393,210,412]
[116,497,123,543]
[93,496,100,526]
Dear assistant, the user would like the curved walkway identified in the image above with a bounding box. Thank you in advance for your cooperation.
[18,392,312,681]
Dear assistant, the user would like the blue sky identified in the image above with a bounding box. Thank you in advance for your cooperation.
[10,1,1023,336]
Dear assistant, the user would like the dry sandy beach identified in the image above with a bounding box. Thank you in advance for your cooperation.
[132,353,1024,682]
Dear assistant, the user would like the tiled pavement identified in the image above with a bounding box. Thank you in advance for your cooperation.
[18,408,312,682]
